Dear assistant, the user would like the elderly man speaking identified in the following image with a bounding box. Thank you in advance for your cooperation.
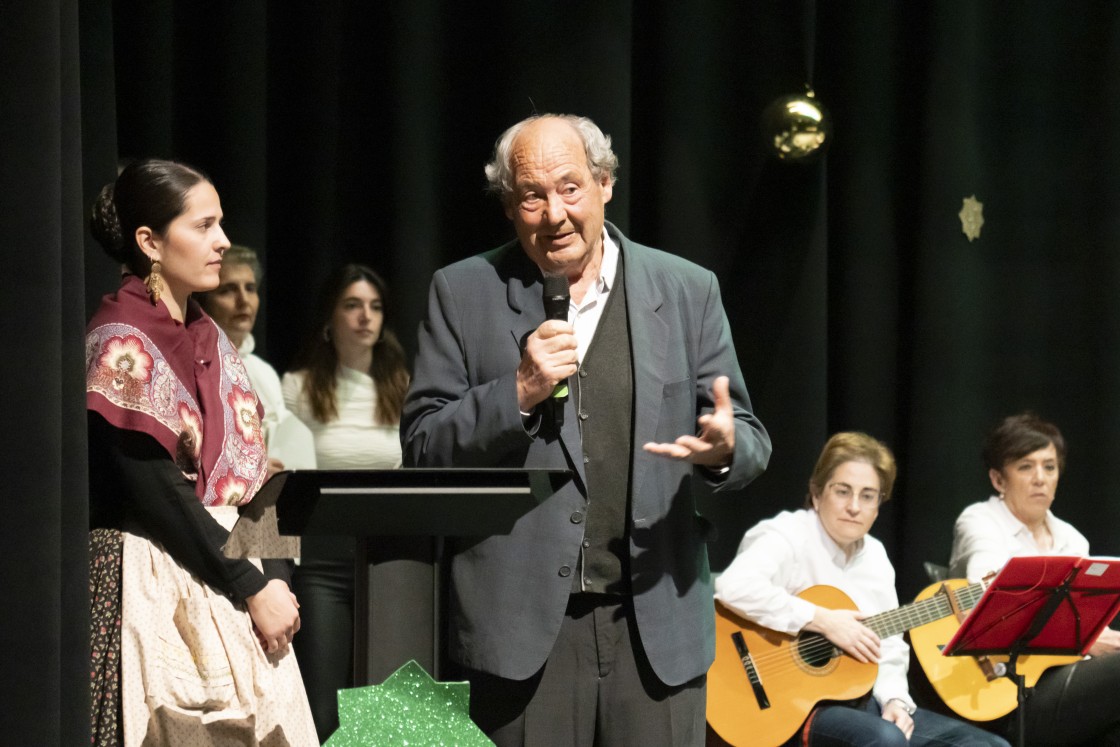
[401,114,771,746]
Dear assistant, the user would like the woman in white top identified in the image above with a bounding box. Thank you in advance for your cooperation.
[949,413,1120,746]
[196,244,316,471]
[281,263,409,742]
[715,432,1007,747]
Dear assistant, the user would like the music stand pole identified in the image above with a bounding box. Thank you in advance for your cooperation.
[1005,567,1079,747]
[1000,653,1027,747]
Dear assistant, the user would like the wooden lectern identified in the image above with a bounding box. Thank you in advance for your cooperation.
[225,468,570,685]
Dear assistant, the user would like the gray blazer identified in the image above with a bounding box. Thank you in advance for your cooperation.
[401,223,771,686]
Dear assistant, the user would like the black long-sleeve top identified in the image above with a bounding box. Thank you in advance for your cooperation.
[88,412,288,602]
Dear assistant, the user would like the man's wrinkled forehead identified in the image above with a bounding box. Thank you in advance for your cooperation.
[509,120,588,178]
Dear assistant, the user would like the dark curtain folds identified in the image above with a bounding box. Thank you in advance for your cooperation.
[263,0,637,369]
[630,2,830,571]
[0,1,89,744]
[819,2,1120,596]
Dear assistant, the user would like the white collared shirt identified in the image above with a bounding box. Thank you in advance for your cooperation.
[714,508,914,710]
[518,231,620,422]
[566,230,620,363]
[949,495,1089,582]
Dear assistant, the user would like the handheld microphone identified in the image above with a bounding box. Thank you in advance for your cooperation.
[542,275,570,401]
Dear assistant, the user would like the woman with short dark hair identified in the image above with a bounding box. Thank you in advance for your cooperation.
[952,412,1079,582]
[950,412,1120,745]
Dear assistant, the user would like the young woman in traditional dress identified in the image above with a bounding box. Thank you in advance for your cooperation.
[86,158,317,745]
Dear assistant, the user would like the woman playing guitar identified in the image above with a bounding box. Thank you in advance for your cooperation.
[948,413,1120,745]
[714,432,1006,747]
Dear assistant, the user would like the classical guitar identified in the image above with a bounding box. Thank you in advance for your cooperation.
[707,581,987,747]
[909,578,1080,722]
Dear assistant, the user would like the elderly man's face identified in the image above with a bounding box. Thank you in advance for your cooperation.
[505,118,613,279]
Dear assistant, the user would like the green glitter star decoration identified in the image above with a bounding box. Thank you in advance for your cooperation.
[324,660,493,746]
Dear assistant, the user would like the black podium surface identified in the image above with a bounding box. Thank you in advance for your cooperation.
[272,467,567,537]
[226,468,570,685]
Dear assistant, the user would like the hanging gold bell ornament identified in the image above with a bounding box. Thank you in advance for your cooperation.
[761,88,832,162]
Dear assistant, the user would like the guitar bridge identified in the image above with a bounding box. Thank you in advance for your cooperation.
[940,581,1004,682]
[731,631,771,710]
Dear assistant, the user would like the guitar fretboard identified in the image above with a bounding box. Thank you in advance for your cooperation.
[864,580,987,639]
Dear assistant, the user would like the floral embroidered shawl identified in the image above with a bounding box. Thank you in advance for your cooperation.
[85,275,267,506]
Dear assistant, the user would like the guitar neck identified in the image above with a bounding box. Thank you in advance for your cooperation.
[865,580,986,639]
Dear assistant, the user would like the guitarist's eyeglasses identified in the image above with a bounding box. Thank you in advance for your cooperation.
[825,482,882,507]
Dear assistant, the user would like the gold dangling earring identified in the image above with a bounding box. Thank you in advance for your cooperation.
[146,259,164,304]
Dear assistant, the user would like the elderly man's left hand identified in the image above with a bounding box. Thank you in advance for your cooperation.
[642,375,735,468]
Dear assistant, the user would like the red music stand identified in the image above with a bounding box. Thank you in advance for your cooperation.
[942,555,1120,746]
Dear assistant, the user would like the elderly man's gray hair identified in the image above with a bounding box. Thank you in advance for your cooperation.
[484,114,619,202]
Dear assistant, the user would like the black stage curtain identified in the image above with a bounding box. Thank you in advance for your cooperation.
[818,2,1120,598]
[1,1,90,743]
[6,1,1120,739]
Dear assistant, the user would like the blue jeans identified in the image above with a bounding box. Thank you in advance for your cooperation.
[791,698,1010,747]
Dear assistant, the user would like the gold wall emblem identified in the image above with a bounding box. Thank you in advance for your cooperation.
[959,195,984,242]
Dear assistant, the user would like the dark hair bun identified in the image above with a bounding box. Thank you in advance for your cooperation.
[89,183,126,261]
[90,158,208,274]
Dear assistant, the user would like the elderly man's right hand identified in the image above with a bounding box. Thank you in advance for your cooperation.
[517,319,579,411]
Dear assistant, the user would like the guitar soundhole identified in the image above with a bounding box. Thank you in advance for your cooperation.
[796,633,838,669]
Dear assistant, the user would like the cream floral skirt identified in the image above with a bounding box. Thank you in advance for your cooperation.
[120,506,318,746]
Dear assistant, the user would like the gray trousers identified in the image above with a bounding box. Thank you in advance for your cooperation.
[465,594,706,746]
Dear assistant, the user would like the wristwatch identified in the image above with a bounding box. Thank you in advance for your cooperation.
[887,698,916,716]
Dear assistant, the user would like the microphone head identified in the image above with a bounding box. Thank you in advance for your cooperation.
[542,274,569,301]
[543,275,569,322]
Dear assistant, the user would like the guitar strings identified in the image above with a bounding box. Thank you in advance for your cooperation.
[741,584,985,676]
[726,583,987,680]
[729,587,975,679]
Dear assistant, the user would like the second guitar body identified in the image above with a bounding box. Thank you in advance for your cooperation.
[909,578,1079,722]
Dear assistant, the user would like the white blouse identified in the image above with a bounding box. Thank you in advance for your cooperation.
[281,366,402,470]
[714,508,914,711]
[949,495,1089,582]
